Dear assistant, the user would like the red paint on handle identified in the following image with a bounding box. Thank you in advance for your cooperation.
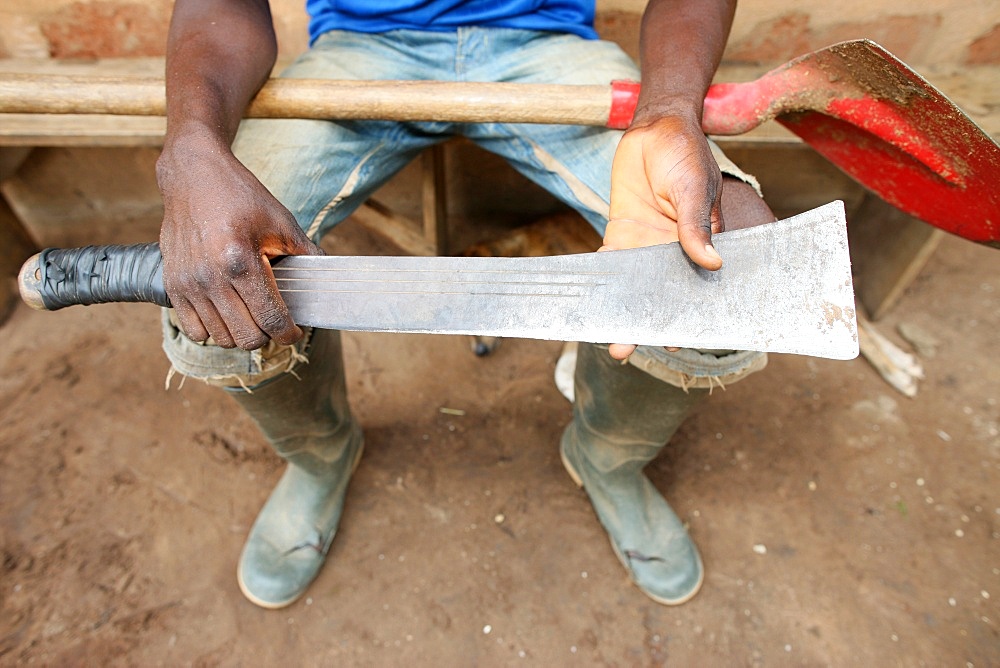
[607,80,640,129]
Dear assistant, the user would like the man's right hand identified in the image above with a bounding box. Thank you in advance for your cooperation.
[156,131,323,351]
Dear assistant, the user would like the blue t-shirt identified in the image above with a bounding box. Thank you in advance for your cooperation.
[306,1,598,44]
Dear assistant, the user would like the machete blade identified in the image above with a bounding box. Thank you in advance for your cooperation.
[275,201,857,360]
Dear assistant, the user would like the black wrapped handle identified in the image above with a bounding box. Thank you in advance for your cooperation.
[19,243,169,311]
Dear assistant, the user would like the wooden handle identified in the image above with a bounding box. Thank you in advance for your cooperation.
[0,73,616,126]
[17,253,46,310]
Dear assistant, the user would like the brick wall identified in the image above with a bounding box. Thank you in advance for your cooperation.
[0,0,309,60]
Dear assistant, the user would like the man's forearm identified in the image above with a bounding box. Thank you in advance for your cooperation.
[634,0,736,125]
[164,0,278,149]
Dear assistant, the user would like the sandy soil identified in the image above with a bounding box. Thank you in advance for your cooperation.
[1,216,998,666]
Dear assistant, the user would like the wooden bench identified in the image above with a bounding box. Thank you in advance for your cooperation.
[2,57,997,324]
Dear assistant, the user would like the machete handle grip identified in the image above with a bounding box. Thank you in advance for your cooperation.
[18,243,170,311]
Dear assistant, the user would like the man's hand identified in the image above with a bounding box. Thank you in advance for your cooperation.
[157,0,306,351]
[604,114,725,360]
[157,132,322,351]
[605,115,724,269]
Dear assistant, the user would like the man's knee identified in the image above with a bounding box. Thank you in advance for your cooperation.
[160,309,310,390]
[627,345,768,393]
[721,175,776,232]
[703,138,774,232]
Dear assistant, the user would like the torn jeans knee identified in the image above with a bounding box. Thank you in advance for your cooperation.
[707,138,763,197]
[160,309,310,390]
[625,345,768,393]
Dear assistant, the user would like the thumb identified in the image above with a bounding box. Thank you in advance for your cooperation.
[674,188,724,271]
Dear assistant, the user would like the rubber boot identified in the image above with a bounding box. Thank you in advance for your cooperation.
[560,342,708,605]
[228,328,363,609]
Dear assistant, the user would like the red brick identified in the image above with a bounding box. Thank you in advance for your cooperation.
[726,12,941,65]
[725,12,812,64]
[41,1,170,58]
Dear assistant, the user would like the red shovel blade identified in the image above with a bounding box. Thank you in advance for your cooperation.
[703,40,1000,246]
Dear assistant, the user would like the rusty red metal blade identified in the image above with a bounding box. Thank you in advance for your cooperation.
[703,40,1000,245]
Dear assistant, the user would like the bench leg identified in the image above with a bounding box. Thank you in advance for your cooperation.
[348,144,448,257]
[0,148,41,324]
[848,193,944,321]
[421,144,448,256]
[0,193,40,323]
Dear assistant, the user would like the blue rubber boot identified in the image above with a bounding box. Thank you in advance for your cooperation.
[560,342,708,605]
[228,328,363,609]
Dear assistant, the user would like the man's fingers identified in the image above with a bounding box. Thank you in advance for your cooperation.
[212,289,273,350]
[174,274,293,350]
[233,263,302,346]
[186,296,237,348]
[608,343,637,360]
[171,297,209,343]
[607,343,681,362]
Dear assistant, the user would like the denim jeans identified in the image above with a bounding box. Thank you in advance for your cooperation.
[162,27,765,389]
[233,27,757,240]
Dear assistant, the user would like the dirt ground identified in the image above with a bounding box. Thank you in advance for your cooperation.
[1,201,998,666]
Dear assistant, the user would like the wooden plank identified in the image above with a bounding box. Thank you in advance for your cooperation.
[0,114,165,146]
[0,147,32,180]
[0,57,166,77]
[849,194,945,320]
[348,200,435,257]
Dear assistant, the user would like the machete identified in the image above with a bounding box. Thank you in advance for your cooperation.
[19,202,858,360]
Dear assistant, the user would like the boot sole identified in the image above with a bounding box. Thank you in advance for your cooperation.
[237,434,365,609]
[559,436,704,607]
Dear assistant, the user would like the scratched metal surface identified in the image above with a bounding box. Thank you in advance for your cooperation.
[276,201,857,360]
